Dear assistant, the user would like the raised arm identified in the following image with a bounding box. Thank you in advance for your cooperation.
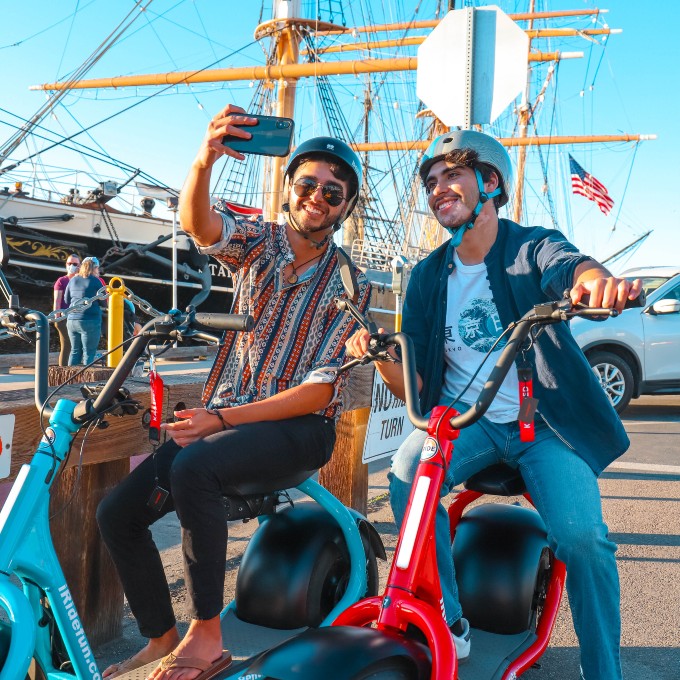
[179,103,258,247]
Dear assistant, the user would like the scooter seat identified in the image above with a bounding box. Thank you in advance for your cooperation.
[222,469,317,521]
[223,469,317,497]
[464,463,527,496]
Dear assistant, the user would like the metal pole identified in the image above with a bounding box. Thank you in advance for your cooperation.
[168,197,179,310]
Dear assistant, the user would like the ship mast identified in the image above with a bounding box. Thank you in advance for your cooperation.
[512,0,536,223]
[29,5,653,240]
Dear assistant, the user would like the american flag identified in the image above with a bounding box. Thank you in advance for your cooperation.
[569,155,614,216]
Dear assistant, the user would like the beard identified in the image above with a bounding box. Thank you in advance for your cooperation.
[431,192,478,230]
[288,202,338,234]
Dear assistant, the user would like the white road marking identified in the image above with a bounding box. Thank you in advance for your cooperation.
[607,461,680,474]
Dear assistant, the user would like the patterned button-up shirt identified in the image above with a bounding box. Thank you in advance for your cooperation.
[197,204,372,421]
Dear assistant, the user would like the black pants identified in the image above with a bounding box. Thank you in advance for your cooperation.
[96,414,336,638]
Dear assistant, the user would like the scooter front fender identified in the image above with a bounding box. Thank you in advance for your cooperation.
[237,626,431,679]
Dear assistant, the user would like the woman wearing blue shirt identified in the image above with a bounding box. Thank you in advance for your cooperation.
[63,256,104,365]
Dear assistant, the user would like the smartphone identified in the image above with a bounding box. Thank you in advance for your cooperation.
[222,115,295,157]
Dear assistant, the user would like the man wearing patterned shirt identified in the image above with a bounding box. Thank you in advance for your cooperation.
[97,103,371,680]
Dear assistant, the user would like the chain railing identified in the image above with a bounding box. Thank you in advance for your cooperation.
[0,285,164,342]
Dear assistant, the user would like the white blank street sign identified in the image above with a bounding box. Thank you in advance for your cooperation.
[417,5,529,127]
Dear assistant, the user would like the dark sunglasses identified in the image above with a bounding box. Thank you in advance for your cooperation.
[293,178,346,207]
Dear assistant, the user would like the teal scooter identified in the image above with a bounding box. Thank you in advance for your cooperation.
[0,220,383,680]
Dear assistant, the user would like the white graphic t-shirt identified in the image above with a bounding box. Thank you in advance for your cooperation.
[441,252,520,423]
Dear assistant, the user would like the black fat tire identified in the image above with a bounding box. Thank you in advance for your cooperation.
[304,540,349,627]
[361,529,380,598]
[236,505,380,629]
[299,526,381,625]
[588,350,634,413]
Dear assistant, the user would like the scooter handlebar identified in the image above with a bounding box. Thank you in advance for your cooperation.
[365,297,629,434]
[193,313,254,332]
[80,312,253,422]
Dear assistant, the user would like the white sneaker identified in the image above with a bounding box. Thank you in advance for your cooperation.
[451,617,471,662]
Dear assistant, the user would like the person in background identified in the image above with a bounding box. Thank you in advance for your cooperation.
[123,297,142,340]
[53,253,81,366]
[64,256,105,365]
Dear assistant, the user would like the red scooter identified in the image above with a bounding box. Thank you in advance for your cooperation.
[233,295,621,680]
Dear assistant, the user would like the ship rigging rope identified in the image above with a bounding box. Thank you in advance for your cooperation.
[611,142,639,234]
[0,0,98,50]
[0,110,176,197]
[0,0,154,164]
[0,37,260,177]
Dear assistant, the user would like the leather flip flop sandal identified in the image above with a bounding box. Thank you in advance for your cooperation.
[158,650,232,680]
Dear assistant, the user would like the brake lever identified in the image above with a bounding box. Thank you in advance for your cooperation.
[367,333,398,361]
[566,302,618,319]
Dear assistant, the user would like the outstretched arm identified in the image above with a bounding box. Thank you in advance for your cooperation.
[179,103,258,247]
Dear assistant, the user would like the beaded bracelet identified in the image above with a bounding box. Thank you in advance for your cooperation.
[205,408,232,430]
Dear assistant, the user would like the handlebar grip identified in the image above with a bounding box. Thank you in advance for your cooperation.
[624,289,646,308]
[193,313,254,332]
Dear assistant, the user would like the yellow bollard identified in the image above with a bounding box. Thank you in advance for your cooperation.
[107,277,126,367]
[394,293,403,333]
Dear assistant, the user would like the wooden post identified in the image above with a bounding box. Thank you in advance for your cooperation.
[49,460,129,645]
[47,365,127,646]
[318,364,375,515]
[319,407,371,515]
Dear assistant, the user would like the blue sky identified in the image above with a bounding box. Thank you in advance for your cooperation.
[1,0,678,273]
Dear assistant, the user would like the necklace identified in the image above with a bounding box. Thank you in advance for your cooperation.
[287,252,324,284]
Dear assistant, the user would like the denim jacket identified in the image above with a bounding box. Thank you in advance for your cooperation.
[402,218,629,475]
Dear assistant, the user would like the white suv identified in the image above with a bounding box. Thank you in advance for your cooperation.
[570,269,680,413]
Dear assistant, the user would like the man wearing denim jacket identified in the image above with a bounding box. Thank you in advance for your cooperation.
[346,130,642,679]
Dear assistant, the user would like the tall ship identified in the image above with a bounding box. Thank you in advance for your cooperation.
[0,0,655,316]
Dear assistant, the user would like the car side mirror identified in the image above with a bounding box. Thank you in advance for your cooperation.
[648,299,680,315]
[336,246,360,304]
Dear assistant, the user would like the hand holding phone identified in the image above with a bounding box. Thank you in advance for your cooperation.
[222,115,294,157]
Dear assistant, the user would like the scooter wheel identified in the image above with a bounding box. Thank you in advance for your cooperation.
[362,530,380,598]
[236,504,376,628]
[453,503,551,634]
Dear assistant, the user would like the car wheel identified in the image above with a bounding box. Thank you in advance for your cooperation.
[588,351,634,413]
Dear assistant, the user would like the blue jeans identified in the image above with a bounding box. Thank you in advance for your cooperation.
[388,411,622,680]
[66,317,101,365]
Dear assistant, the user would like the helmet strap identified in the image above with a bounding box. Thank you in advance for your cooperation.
[443,168,501,247]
